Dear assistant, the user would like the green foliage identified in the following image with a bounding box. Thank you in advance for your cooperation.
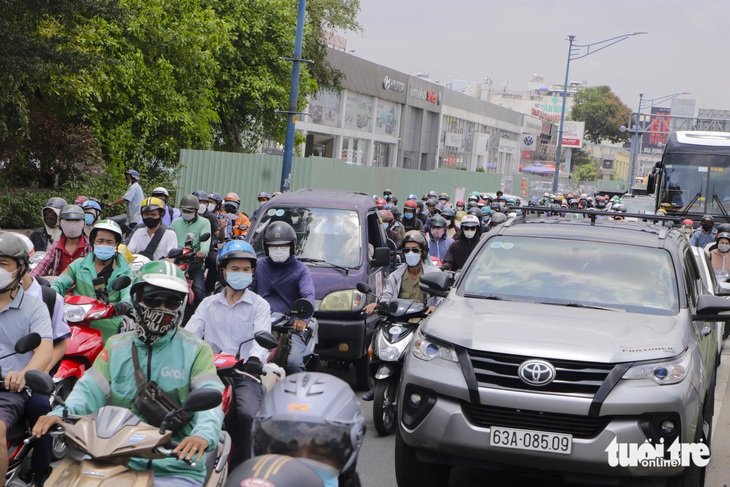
[570,86,632,145]
[571,162,597,182]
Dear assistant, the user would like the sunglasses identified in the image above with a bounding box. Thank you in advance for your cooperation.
[142,294,184,310]
[402,248,421,254]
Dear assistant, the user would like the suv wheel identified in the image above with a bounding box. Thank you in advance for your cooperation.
[395,429,450,487]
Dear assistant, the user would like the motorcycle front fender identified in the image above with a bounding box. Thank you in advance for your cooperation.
[53,359,86,381]
[375,363,395,380]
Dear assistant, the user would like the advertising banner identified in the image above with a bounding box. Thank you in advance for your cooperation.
[560,121,585,148]
[642,107,671,155]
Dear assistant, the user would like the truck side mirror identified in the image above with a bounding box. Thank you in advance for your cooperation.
[372,247,390,268]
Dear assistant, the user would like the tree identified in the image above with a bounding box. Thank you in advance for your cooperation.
[569,149,596,182]
[570,86,632,145]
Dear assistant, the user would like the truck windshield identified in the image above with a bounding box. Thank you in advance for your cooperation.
[460,237,678,315]
[250,207,362,268]
[658,153,730,215]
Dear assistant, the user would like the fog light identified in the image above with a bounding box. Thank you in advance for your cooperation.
[338,342,349,353]
[408,393,422,407]
[661,420,675,435]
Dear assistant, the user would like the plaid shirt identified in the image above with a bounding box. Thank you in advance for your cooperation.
[30,234,91,278]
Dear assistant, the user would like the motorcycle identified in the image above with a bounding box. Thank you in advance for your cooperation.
[270,298,318,372]
[3,333,43,487]
[168,232,211,305]
[357,283,425,436]
[52,275,131,459]
[24,370,229,487]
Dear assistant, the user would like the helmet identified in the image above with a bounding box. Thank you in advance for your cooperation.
[44,197,68,210]
[192,190,208,201]
[682,219,694,227]
[401,230,429,259]
[415,200,424,211]
[383,188,393,195]
[375,198,387,209]
[427,190,438,198]
[254,373,365,474]
[613,204,627,213]
[432,204,444,215]
[218,240,257,269]
[73,195,88,205]
[543,192,550,198]
[225,455,323,487]
[404,200,417,210]
[379,210,394,223]
[90,219,124,245]
[407,194,418,200]
[425,198,438,207]
[59,204,84,221]
[224,192,241,204]
[208,192,223,205]
[258,192,270,201]
[460,214,480,228]
[468,207,484,221]
[131,261,188,345]
[81,200,102,214]
[429,215,447,228]
[717,232,730,242]
[717,223,730,234]
[467,195,479,203]
[125,169,140,180]
[490,212,508,224]
[0,232,30,277]
[151,187,170,198]
[389,195,399,205]
[11,233,34,260]
[263,221,297,256]
[438,193,450,201]
[441,208,455,219]
[456,199,465,207]
[701,215,715,223]
[179,195,199,211]
[140,197,167,217]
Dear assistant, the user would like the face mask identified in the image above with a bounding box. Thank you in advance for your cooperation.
[720,244,730,253]
[405,251,421,267]
[181,212,196,222]
[135,302,180,345]
[226,271,253,291]
[382,222,390,231]
[404,212,414,220]
[443,218,452,226]
[43,213,58,228]
[198,203,207,215]
[143,217,161,229]
[207,203,217,213]
[463,229,477,239]
[269,247,290,263]
[0,267,19,291]
[702,223,713,231]
[60,219,85,239]
[456,206,464,212]
[84,214,96,226]
[431,228,445,239]
[94,245,117,261]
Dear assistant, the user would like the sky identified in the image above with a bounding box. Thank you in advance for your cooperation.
[345,0,730,113]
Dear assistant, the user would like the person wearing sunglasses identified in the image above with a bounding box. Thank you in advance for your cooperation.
[33,260,224,487]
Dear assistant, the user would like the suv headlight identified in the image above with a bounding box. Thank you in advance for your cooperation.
[319,289,365,311]
[412,329,458,362]
[622,352,692,385]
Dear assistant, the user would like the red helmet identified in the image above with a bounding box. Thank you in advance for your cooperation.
[375,198,387,209]
[456,200,465,206]
[682,219,694,226]
[404,200,417,210]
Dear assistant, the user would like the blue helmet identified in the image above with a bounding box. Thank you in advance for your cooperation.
[218,240,257,269]
[408,194,418,200]
[81,200,102,213]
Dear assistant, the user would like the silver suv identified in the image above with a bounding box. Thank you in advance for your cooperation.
[396,216,730,486]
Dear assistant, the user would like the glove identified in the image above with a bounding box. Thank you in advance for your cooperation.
[114,302,132,316]
[239,356,263,377]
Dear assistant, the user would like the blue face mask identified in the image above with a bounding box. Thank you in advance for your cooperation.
[404,212,414,220]
[405,251,421,267]
[94,245,117,261]
[226,271,253,291]
[84,214,95,225]
[382,222,389,231]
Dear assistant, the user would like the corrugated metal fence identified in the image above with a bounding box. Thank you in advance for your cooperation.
[178,150,501,214]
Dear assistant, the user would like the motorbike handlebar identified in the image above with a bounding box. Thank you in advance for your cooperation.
[156,445,197,468]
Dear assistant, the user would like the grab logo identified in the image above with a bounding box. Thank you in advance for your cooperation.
[160,366,186,380]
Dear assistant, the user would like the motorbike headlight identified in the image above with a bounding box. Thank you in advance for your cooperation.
[375,328,413,362]
[64,304,91,323]
[622,352,691,385]
[412,329,458,363]
[319,289,365,311]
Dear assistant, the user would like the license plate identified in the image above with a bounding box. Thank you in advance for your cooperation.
[490,427,572,454]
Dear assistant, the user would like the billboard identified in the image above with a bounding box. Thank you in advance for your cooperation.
[642,107,670,156]
[560,121,584,148]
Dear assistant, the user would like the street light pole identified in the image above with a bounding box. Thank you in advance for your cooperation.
[628,93,644,191]
[551,32,647,193]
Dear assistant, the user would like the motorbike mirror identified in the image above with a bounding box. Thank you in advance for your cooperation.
[24,370,55,395]
[14,333,42,355]
[290,298,314,320]
[112,275,131,291]
[200,233,211,242]
[254,331,279,350]
[388,301,399,314]
[182,388,222,413]
[167,248,184,259]
[356,282,372,294]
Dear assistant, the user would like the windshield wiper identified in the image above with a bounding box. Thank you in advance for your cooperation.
[540,302,625,312]
[463,293,507,301]
[297,257,350,275]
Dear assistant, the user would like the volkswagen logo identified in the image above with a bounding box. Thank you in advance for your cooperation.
[518,360,555,386]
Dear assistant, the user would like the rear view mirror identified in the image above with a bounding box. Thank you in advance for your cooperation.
[372,247,390,268]
[25,370,55,395]
[357,282,372,294]
[112,276,131,291]
[290,298,314,320]
[200,233,211,242]
[15,333,41,354]
[182,388,222,413]
[168,248,183,259]
[419,272,451,298]
[254,331,279,350]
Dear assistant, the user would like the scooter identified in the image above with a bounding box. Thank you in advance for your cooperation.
[24,370,229,487]
[3,333,43,487]
[168,232,211,305]
[357,283,425,436]
[270,298,318,372]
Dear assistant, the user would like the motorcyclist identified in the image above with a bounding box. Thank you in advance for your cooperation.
[127,197,179,261]
[690,215,717,248]
[226,455,324,487]
[106,169,144,231]
[186,240,271,470]
[383,188,393,202]
[487,212,508,231]
[51,220,133,345]
[250,222,315,375]
[380,210,403,247]
[441,208,458,238]
[219,192,251,240]
[33,261,225,487]
[442,214,482,272]
[455,199,466,212]
[82,199,103,236]
[362,231,442,401]
[375,198,387,211]
[0,232,53,483]
[31,204,91,278]
[250,192,271,226]
[710,232,730,273]
[205,192,224,295]
[401,200,423,232]
[426,215,453,263]
[171,195,211,320]
[438,193,451,208]
[415,200,428,226]
[30,197,67,252]
[151,187,181,226]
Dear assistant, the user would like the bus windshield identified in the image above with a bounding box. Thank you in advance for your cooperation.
[658,153,730,216]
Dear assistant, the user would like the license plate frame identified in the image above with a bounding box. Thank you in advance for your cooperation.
[490,426,573,455]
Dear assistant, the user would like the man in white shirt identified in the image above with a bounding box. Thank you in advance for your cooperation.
[106,169,144,230]
[126,197,178,261]
[185,240,270,471]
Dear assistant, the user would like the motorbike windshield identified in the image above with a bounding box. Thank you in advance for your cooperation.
[251,207,362,269]
[460,237,678,315]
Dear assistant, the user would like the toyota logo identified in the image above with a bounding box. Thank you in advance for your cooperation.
[518,360,555,386]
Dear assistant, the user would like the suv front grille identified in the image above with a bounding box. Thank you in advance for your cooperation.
[468,350,614,398]
[462,403,611,438]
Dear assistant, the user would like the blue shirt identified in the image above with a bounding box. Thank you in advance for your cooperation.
[251,257,315,322]
[123,182,144,226]
[690,228,717,248]
[0,288,53,372]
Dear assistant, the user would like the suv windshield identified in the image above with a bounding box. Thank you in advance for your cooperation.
[250,207,362,268]
[460,237,678,315]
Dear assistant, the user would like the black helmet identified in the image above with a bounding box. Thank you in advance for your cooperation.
[441,208,455,219]
[263,221,297,256]
[225,455,323,487]
[429,215,447,228]
[192,190,208,201]
[717,223,730,234]
[438,192,450,201]
[60,204,85,221]
[44,197,68,210]
[383,188,393,196]
[701,215,715,223]
[427,190,438,198]
[426,198,438,208]
[468,207,484,221]
[389,195,399,205]
[415,200,424,211]
[402,230,429,259]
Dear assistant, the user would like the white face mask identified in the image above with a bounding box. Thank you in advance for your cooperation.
[463,229,477,239]
[269,247,290,263]
[207,203,217,213]
[181,212,196,222]
[0,267,18,291]
[198,203,207,215]
[720,244,730,253]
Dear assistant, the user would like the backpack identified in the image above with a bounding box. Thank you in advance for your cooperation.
[35,277,57,318]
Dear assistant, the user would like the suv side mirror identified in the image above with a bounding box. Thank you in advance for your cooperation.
[419,272,451,298]
[372,247,390,268]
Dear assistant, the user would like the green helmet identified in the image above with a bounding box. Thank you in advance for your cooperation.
[131,261,188,345]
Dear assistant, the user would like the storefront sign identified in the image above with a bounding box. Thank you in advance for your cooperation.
[382,76,405,93]
[409,85,440,105]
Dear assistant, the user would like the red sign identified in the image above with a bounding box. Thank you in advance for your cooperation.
[642,107,670,155]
